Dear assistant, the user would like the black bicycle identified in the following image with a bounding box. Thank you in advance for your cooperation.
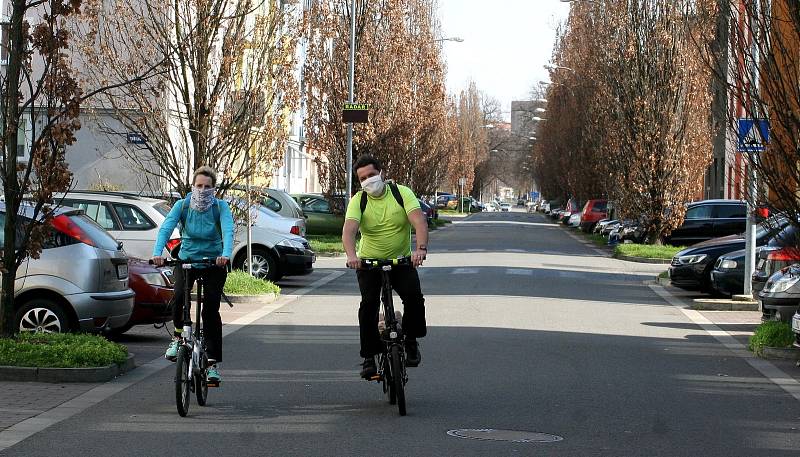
[152,258,230,417]
[361,256,413,416]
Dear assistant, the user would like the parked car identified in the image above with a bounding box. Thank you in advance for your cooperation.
[759,265,800,323]
[293,193,345,235]
[111,258,174,335]
[540,201,551,213]
[418,199,436,226]
[500,203,511,212]
[670,214,790,293]
[579,199,608,232]
[568,212,581,228]
[3,203,134,333]
[229,186,305,220]
[228,198,306,237]
[709,249,746,297]
[751,223,800,300]
[56,191,180,260]
[436,194,457,209]
[664,199,747,246]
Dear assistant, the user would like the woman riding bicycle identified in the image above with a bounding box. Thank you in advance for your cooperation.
[151,166,235,384]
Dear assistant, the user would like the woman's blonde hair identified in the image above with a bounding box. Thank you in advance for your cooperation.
[193,166,218,187]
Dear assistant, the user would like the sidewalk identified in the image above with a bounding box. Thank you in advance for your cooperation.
[0,295,277,433]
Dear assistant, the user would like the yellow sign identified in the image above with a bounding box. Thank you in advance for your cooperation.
[343,103,370,110]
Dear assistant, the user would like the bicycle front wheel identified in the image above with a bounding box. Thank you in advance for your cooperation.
[195,354,208,406]
[390,345,406,416]
[175,346,191,417]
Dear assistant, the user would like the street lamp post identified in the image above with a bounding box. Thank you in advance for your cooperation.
[345,0,356,205]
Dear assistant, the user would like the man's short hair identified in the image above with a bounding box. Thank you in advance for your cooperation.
[193,165,218,187]
[354,154,382,173]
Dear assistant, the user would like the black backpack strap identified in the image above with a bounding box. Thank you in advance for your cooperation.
[388,182,404,208]
[360,191,368,214]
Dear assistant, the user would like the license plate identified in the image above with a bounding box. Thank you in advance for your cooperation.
[116,264,128,279]
[792,315,800,333]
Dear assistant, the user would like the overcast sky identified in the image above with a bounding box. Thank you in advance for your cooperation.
[438,1,571,120]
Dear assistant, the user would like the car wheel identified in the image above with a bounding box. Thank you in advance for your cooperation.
[15,299,72,333]
[235,248,279,281]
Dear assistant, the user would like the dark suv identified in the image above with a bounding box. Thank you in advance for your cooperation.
[665,200,747,246]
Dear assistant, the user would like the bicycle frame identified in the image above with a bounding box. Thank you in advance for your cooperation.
[179,263,208,386]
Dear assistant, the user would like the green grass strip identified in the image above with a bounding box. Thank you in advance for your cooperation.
[306,234,345,254]
[224,270,281,295]
[614,243,684,260]
[0,332,128,368]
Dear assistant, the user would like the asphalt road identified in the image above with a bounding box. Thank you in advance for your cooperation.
[5,210,800,456]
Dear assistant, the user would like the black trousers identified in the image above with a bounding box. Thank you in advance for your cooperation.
[356,265,426,358]
[172,266,227,362]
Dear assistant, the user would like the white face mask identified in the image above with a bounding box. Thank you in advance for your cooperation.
[361,174,386,197]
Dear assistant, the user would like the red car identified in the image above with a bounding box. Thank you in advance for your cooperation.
[580,199,608,232]
[109,258,174,335]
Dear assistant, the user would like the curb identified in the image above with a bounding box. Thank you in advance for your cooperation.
[226,293,279,305]
[615,254,671,264]
[756,346,800,361]
[0,353,136,383]
[655,276,670,286]
[691,298,759,311]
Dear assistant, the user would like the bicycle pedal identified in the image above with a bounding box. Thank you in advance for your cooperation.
[369,375,382,382]
[207,381,220,388]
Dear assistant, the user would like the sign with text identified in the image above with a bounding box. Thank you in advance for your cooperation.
[127,132,148,145]
[342,103,370,123]
[737,118,769,153]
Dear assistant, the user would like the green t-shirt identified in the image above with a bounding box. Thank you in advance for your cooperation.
[345,184,421,260]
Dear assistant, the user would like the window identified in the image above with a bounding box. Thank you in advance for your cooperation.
[63,200,120,230]
[16,116,31,160]
[264,196,282,213]
[303,197,330,213]
[715,204,746,219]
[685,205,712,219]
[153,202,172,218]
[112,203,155,230]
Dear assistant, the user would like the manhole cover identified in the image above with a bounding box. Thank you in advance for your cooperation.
[447,429,563,443]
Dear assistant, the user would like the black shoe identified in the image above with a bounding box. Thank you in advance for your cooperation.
[360,357,377,379]
[405,339,421,367]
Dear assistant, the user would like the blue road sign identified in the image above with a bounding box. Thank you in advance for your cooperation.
[127,132,148,145]
[737,118,769,153]
[530,191,540,201]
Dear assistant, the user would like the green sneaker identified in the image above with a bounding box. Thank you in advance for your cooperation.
[164,339,179,361]
[207,366,221,384]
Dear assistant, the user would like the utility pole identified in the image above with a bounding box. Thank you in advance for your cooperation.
[743,0,760,296]
[345,0,356,205]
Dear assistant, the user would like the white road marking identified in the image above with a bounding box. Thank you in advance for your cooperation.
[506,268,532,276]
[0,271,346,452]
[452,268,480,275]
[649,283,800,403]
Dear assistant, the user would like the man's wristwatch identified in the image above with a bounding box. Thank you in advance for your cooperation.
[418,245,427,251]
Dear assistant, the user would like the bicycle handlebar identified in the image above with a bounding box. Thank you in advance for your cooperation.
[360,257,413,269]
[149,258,217,267]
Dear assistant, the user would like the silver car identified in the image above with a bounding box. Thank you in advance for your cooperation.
[3,203,135,333]
[229,197,307,237]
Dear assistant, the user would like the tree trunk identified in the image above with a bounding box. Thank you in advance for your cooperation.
[0,0,27,337]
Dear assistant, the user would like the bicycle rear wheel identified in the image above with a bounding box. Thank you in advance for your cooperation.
[175,346,191,417]
[195,353,208,406]
[390,345,406,416]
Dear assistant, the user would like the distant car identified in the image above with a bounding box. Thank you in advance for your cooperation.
[568,213,581,227]
[759,265,800,323]
[517,198,526,206]
[500,203,511,212]
[665,200,747,246]
[228,197,306,237]
[229,186,306,220]
[579,199,608,232]
[293,193,345,235]
[4,202,134,333]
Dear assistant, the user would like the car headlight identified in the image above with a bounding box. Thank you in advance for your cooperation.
[278,239,305,250]
[678,254,707,265]
[765,276,800,293]
[139,272,168,287]
[719,259,738,270]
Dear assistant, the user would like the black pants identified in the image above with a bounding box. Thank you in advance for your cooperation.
[172,266,227,362]
[357,265,426,358]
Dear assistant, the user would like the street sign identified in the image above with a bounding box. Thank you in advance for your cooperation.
[737,118,769,153]
[127,132,147,145]
[530,191,540,201]
[458,177,466,186]
[342,103,370,123]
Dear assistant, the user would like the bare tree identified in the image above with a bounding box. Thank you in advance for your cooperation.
[78,0,300,195]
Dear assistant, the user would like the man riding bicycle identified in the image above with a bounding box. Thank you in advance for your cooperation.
[151,166,235,384]
[343,155,429,379]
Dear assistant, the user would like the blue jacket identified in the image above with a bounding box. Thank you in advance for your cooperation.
[152,198,235,260]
